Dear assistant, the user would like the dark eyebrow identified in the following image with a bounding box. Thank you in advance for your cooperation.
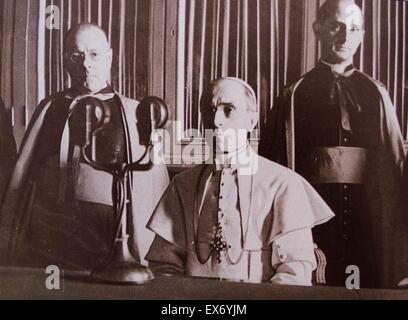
[221,102,236,109]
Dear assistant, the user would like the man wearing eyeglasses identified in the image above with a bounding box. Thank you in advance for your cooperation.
[259,0,407,288]
[0,23,169,271]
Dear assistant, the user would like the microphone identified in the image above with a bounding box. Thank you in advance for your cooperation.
[90,96,169,285]
[68,96,115,169]
[66,94,170,284]
[135,96,169,147]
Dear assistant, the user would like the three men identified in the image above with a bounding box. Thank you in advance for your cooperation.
[0,24,169,270]
[259,0,406,288]
[146,77,334,286]
[0,3,405,291]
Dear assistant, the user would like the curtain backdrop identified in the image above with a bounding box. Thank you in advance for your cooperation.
[180,0,408,140]
[0,0,150,147]
[0,0,407,148]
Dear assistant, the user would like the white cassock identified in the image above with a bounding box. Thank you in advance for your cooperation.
[146,146,334,286]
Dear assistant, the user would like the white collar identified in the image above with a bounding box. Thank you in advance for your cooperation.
[320,59,352,74]
[214,143,248,166]
[214,144,258,176]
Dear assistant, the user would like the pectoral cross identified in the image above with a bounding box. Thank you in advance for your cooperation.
[210,223,228,263]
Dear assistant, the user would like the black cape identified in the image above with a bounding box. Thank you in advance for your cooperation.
[259,62,407,288]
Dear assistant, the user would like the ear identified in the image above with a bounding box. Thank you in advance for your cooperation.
[107,48,113,66]
[63,53,71,67]
[63,53,74,76]
[248,111,259,132]
[313,21,322,40]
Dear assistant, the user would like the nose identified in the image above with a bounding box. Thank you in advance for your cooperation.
[338,25,349,43]
[83,53,93,69]
[214,108,225,128]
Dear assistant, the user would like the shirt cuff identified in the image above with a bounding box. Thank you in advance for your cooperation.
[271,261,314,286]
[271,228,316,286]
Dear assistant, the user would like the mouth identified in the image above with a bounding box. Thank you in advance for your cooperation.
[214,129,223,137]
[70,72,97,79]
[335,46,350,52]
[85,74,98,80]
[214,135,225,145]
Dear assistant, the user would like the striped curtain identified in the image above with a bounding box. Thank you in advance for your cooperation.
[180,0,408,140]
[0,0,150,147]
[1,0,407,148]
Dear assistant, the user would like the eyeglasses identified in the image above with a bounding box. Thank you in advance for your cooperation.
[66,50,108,64]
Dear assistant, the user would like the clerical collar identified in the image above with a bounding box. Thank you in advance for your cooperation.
[97,86,115,94]
[65,85,115,100]
[320,60,355,75]
[214,142,247,164]
[208,144,257,176]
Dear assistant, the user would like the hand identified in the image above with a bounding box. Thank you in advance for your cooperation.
[397,277,408,288]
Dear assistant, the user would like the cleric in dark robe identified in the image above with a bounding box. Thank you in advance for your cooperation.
[259,0,406,288]
[145,77,334,286]
[0,97,17,201]
[0,24,169,270]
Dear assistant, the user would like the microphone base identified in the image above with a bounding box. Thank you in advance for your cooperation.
[91,261,155,285]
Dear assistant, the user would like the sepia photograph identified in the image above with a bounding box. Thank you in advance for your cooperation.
[0,0,407,305]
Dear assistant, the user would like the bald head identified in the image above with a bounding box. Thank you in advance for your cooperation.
[65,23,109,53]
[317,0,363,26]
[64,23,112,93]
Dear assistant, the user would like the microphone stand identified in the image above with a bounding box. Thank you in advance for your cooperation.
[70,96,160,284]
[89,155,155,285]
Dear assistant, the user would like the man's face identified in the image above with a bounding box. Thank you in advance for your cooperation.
[315,2,364,64]
[65,28,112,93]
[204,80,257,154]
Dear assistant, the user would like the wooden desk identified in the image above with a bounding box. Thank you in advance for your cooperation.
[0,267,407,300]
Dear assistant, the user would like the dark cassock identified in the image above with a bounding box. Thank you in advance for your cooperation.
[146,145,334,286]
[0,86,169,270]
[259,61,407,288]
[0,97,17,201]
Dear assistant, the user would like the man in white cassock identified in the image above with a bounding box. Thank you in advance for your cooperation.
[145,77,334,286]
